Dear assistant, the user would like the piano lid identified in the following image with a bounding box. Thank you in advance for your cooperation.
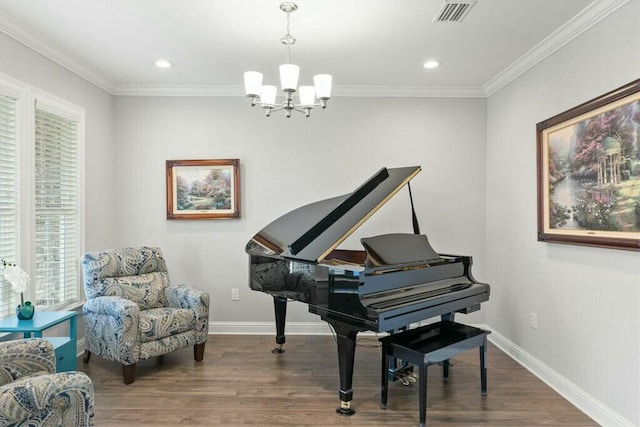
[246,166,421,263]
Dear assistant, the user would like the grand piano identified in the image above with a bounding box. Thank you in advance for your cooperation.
[245,166,490,415]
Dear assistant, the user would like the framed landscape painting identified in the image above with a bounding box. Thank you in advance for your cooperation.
[166,159,240,220]
[537,79,640,251]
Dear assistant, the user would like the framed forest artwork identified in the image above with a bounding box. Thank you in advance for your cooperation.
[166,159,240,220]
[537,79,640,251]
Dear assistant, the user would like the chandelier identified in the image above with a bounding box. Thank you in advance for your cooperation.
[243,2,332,118]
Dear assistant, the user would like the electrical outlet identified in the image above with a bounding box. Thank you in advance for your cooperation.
[530,312,538,330]
[231,288,240,301]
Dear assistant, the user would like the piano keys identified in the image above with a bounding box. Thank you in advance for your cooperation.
[245,166,490,415]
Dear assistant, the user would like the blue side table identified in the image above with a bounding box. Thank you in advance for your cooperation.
[0,311,77,372]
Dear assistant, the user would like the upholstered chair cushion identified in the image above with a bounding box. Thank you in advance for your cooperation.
[0,338,55,385]
[139,307,195,342]
[91,271,169,310]
[0,338,94,426]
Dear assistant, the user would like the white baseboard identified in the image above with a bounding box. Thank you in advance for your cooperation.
[209,321,333,335]
[208,320,451,336]
[76,337,85,357]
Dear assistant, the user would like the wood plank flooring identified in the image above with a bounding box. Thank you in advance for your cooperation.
[77,334,597,426]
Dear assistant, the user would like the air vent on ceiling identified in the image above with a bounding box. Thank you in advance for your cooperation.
[433,1,477,23]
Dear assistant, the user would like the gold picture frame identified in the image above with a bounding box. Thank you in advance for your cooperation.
[166,159,240,220]
[536,79,640,251]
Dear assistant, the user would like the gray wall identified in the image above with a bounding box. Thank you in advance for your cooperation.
[113,95,488,325]
[485,1,640,424]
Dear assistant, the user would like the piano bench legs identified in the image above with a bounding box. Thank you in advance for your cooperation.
[379,321,490,427]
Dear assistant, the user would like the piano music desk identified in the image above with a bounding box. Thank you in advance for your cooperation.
[379,321,490,427]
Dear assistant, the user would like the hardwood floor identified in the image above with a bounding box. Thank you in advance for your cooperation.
[78,335,597,426]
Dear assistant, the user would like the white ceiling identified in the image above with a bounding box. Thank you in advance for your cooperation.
[0,0,621,96]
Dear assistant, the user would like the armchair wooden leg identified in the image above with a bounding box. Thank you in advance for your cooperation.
[82,350,91,363]
[194,343,205,361]
[123,363,136,385]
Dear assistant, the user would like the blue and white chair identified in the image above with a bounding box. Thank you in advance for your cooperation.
[81,246,209,384]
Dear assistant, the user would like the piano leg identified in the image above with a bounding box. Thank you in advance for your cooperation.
[272,296,287,354]
[329,320,360,416]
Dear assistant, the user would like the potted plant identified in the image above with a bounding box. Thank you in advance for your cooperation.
[1,260,33,320]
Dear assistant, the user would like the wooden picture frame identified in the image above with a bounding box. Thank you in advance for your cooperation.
[166,159,240,220]
[536,79,640,251]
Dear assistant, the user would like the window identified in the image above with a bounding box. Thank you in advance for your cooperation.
[34,103,82,308]
[0,91,20,317]
[0,73,84,318]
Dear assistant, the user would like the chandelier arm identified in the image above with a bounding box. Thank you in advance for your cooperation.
[292,107,312,118]
[253,100,323,111]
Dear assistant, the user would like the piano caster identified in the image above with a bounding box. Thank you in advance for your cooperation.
[335,401,355,416]
[271,344,285,354]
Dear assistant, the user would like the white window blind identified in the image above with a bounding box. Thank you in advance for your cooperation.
[0,94,19,318]
[34,106,80,308]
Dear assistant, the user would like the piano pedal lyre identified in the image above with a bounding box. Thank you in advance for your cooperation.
[398,371,417,386]
[391,361,416,386]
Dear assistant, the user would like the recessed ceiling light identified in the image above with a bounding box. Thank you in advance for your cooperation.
[154,60,173,68]
[423,60,441,69]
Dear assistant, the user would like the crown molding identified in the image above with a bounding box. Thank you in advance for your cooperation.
[483,0,630,96]
[114,85,241,97]
[114,84,487,98]
[0,10,117,94]
[0,0,629,99]
[334,85,487,98]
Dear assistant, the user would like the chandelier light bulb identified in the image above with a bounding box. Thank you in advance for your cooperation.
[260,85,277,106]
[313,74,332,100]
[244,71,263,97]
[298,86,316,106]
[279,64,300,91]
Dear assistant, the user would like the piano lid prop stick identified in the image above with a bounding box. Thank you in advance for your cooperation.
[408,182,421,235]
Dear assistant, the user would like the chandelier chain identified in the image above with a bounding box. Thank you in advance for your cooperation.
[287,10,291,64]
[286,9,291,39]
[282,8,295,63]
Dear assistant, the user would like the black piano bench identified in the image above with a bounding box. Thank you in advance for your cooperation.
[379,320,490,427]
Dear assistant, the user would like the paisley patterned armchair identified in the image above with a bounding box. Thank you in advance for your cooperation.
[0,338,94,426]
[81,246,209,384]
